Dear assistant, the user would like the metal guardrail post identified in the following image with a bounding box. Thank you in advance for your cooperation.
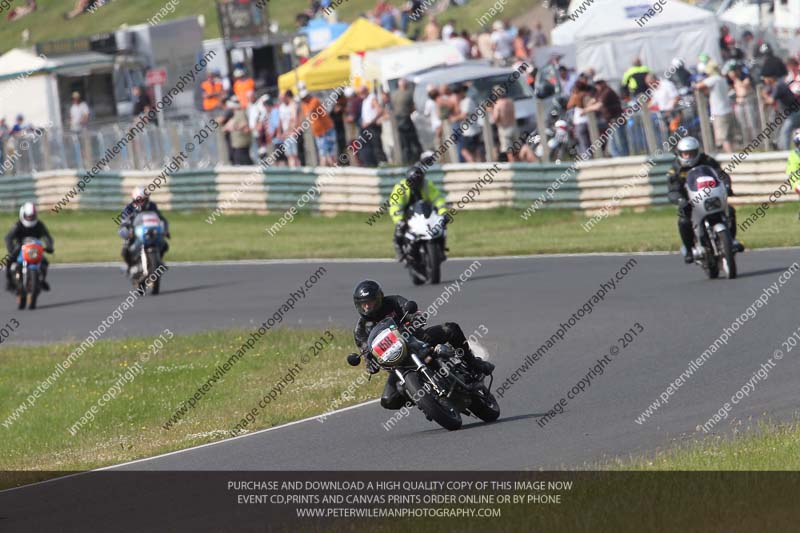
[303,126,319,167]
[535,98,550,161]
[441,120,459,163]
[215,125,228,165]
[41,130,51,171]
[386,114,403,165]
[694,89,715,153]
[482,115,495,161]
[587,111,601,157]
[639,105,658,154]
[755,83,770,152]
[80,130,91,170]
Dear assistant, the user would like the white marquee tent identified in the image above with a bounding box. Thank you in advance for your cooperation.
[551,0,721,83]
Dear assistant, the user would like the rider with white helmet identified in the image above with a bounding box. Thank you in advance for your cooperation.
[117,186,170,275]
[4,202,54,291]
[667,136,743,263]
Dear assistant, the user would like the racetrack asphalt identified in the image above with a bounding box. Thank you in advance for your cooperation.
[3,250,800,471]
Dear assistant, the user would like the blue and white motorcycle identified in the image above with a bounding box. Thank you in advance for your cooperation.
[128,212,166,295]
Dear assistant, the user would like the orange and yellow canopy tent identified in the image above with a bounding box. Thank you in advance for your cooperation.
[278,18,410,94]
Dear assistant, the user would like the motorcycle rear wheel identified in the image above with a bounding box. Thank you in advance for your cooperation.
[403,371,462,431]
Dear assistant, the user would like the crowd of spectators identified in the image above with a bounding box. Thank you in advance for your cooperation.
[553,25,800,161]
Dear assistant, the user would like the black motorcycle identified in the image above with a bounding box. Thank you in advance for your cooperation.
[348,303,499,431]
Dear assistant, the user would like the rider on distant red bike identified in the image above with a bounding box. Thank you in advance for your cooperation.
[4,202,54,292]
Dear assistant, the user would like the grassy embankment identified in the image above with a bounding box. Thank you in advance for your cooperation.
[2,204,799,264]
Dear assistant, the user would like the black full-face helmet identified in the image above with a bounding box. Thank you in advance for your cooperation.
[405,166,425,195]
[353,280,384,319]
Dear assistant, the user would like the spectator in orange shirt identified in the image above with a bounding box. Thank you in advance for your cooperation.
[300,88,338,166]
[201,70,224,112]
[232,68,255,109]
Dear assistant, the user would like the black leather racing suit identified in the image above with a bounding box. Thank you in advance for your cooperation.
[666,153,737,253]
[5,220,54,287]
[118,201,170,268]
[353,294,477,410]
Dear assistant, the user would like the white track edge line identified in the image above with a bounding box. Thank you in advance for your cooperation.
[0,399,381,494]
[48,247,800,270]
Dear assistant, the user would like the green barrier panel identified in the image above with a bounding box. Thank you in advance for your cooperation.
[168,170,218,210]
[0,174,37,211]
[510,162,582,208]
[78,171,124,210]
[264,167,321,212]
[376,166,410,199]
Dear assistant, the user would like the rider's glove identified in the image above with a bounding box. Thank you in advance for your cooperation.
[165,231,172,239]
[394,220,407,236]
[365,355,381,375]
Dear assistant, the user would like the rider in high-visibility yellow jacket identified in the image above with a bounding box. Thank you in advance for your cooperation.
[621,59,652,99]
[787,129,800,194]
[389,163,447,260]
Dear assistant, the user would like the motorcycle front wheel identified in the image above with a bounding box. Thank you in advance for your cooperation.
[403,371,462,431]
[469,387,501,422]
[147,250,162,295]
[26,272,39,310]
[425,240,442,285]
[717,230,737,279]
[16,272,26,310]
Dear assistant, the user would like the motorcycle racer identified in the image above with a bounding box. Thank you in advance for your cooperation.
[118,186,170,275]
[351,279,494,409]
[667,136,743,263]
[389,153,447,261]
[5,202,53,292]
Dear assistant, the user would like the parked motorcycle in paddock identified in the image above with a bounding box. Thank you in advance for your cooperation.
[684,166,739,279]
[347,303,500,431]
[127,212,166,295]
[400,199,447,286]
[13,238,49,310]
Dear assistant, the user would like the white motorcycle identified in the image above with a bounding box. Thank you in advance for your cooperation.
[402,200,447,285]
[684,165,739,279]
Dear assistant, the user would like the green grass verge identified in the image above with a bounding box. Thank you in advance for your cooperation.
[2,204,798,264]
[0,0,533,56]
[0,327,380,471]
[609,421,800,470]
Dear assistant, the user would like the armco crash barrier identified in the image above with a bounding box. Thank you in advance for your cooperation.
[0,151,792,214]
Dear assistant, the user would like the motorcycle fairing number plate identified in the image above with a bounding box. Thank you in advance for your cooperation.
[371,329,405,363]
[696,176,717,190]
[139,213,161,226]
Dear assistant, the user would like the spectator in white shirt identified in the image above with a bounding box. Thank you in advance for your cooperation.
[423,84,442,147]
[441,19,455,41]
[69,91,90,133]
[490,20,513,65]
[449,33,471,59]
[451,85,484,162]
[647,74,679,112]
[696,62,734,152]
[359,86,385,167]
